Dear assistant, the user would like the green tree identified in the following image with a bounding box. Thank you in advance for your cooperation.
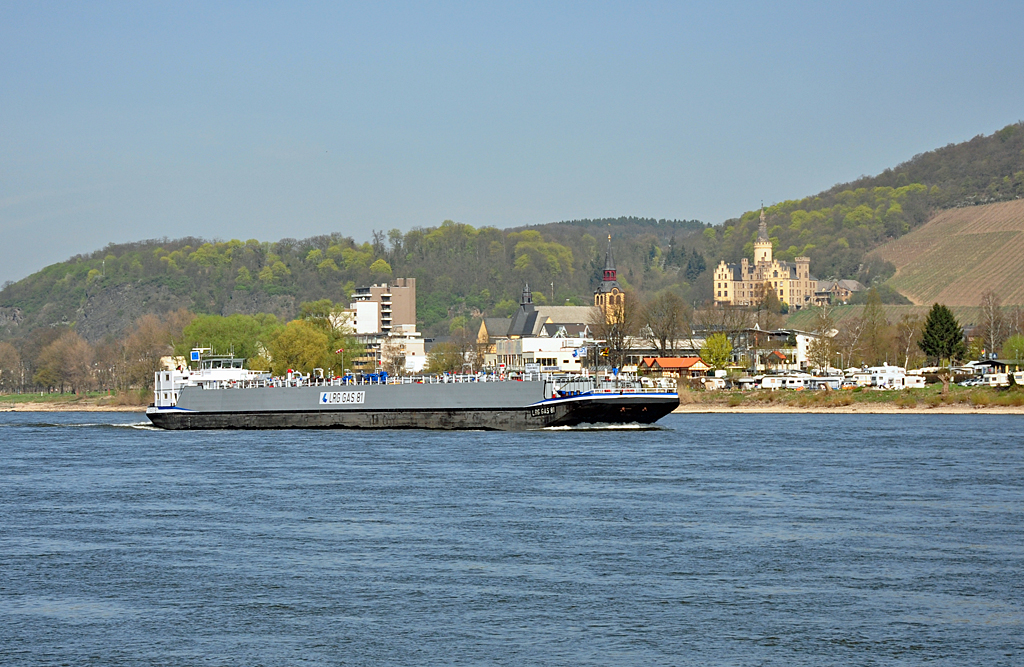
[176,313,281,366]
[298,299,361,371]
[269,320,330,375]
[701,333,733,370]
[919,303,966,394]
[1002,334,1024,361]
[369,258,392,278]
[918,303,966,365]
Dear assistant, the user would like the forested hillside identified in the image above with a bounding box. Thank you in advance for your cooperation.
[714,122,1024,284]
[3,122,1023,347]
[0,218,710,341]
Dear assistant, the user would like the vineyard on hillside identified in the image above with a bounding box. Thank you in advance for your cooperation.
[871,200,1024,306]
[785,304,989,329]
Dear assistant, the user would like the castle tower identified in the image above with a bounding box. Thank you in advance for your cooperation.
[753,205,773,265]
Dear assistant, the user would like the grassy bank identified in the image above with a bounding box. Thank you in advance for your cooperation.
[679,384,1024,410]
[0,390,150,409]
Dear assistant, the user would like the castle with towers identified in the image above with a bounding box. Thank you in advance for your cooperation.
[712,207,816,309]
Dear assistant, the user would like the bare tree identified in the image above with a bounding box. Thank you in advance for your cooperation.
[894,314,924,369]
[693,302,752,366]
[590,292,640,369]
[806,305,838,373]
[371,229,387,257]
[642,291,690,353]
[860,288,891,365]
[835,317,865,369]
[1008,305,1024,338]
[752,282,785,330]
[34,331,94,394]
[978,290,1007,357]
[0,341,23,393]
[119,312,192,390]
[379,336,406,376]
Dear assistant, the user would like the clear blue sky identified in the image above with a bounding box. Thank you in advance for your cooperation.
[2,1,1022,284]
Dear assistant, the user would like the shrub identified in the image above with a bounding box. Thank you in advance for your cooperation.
[969,391,991,406]
[895,394,917,409]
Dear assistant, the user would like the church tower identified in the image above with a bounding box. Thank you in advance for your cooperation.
[594,233,624,319]
[753,205,773,265]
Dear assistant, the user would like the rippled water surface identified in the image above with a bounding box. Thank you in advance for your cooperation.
[1,412,1022,665]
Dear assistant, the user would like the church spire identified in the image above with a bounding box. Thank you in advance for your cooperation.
[603,233,616,281]
[520,282,533,305]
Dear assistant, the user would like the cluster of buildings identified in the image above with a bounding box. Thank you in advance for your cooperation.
[341,215,866,377]
[473,235,826,375]
[334,277,428,373]
[476,236,624,372]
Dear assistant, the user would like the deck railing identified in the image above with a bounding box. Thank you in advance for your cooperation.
[172,371,674,394]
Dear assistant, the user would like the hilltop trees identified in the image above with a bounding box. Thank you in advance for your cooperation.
[0,215,716,341]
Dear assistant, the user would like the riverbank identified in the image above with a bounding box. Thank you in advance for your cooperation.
[673,403,1024,414]
[1,403,146,412]
[673,384,1024,415]
[0,392,147,412]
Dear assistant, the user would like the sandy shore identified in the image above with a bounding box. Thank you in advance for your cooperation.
[1,403,147,412]
[673,403,1024,415]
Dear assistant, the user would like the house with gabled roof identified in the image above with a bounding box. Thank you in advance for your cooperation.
[638,356,711,378]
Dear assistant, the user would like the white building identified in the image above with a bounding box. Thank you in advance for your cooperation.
[494,335,587,372]
[333,300,381,335]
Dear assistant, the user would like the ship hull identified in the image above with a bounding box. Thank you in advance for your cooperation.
[146,385,678,431]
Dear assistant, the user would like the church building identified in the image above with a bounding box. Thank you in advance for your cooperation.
[594,234,625,318]
[712,207,816,309]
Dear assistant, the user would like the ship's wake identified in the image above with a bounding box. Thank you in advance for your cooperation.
[5,421,160,431]
[543,423,669,431]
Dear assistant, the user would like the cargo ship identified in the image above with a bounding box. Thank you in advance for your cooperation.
[146,356,678,430]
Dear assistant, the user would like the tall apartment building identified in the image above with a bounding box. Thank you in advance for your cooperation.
[350,277,417,333]
[712,208,816,309]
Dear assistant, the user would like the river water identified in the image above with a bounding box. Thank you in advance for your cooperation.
[0,412,1021,665]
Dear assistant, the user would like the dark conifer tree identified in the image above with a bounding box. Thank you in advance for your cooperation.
[918,303,967,365]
